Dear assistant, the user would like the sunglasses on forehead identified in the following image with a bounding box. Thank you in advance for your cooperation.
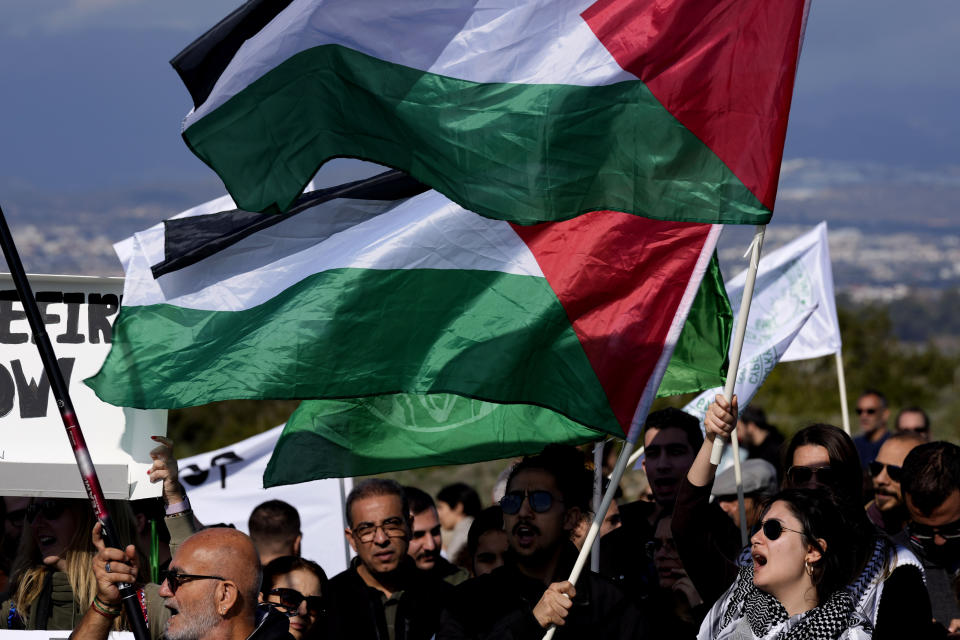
[26,500,68,523]
[499,490,560,515]
[267,588,325,617]
[868,461,902,483]
[160,568,225,593]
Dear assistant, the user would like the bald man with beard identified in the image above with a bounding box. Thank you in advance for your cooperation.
[73,527,292,640]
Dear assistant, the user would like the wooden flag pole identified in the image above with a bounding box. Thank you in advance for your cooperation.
[709,225,767,545]
[835,350,851,434]
[0,206,150,640]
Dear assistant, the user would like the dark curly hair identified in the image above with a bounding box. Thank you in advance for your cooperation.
[758,488,857,604]
[507,444,593,514]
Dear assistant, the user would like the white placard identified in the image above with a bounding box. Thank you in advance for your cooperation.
[0,273,166,500]
[180,425,353,576]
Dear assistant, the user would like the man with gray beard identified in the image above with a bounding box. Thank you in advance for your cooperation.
[72,527,291,640]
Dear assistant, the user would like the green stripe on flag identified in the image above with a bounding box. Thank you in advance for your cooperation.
[184,44,770,225]
[87,267,621,435]
[658,252,732,397]
[264,394,604,484]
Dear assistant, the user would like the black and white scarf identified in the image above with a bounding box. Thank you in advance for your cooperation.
[717,565,869,640]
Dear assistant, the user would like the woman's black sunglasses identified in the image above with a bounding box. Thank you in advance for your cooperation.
[786,465,836,487]
[499,490,558,515]
[267,587,325,617]
[26,500,68,523]
[754,518,806,541]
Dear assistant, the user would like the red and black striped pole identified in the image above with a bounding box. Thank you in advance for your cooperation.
[0,206,149,640]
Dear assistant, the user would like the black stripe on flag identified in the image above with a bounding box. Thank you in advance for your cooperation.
[171,0,293,109]
[153,170,427,279]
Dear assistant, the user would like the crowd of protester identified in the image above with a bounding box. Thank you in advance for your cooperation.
[1,390,958,639]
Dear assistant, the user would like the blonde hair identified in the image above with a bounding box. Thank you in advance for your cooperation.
[9,499,147,631]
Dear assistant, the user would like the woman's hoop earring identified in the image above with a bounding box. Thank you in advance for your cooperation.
[805,561,814,576]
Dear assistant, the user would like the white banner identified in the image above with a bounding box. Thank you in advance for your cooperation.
[180,425,353,576]
[0,274,165,500]
[728,222,841,362]
[684,222,839,422]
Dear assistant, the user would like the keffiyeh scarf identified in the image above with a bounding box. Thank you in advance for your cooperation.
[715,565,869,640]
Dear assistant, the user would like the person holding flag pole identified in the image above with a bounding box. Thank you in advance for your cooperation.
[0,207,150,640]
[540,226,767,639]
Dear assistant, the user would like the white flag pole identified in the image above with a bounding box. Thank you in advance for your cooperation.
[339,477,351,567]
[709,225,767,545]
[624,445,644,471]
[835,350,851,435]
[591,442,603,572]
[542,440,635,640]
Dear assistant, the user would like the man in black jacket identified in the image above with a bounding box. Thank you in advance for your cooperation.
[323,479,453,640]
[898,441,960,635]
[438,445,648,639]
[403,486,470,585]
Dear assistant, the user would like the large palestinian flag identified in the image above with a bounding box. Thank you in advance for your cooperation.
[86,173,728,479]
[173,0,808,224]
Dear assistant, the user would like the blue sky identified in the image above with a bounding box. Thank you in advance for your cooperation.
[0,0,957,195]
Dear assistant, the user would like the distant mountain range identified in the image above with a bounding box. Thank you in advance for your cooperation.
[2,159,959,296]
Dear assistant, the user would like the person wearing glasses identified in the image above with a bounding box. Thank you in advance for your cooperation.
[677,396,933,638]
[438,444,648,639]
[895,405,931,441]
[699,488,871,639]
[321,479,453,640]
[897,441,960,635]
[853,389,890,469]
[260,556,327,640]
[73,526,291,640]
[0,498,154,632]
[2,436,198,635]
[864,433,924,535]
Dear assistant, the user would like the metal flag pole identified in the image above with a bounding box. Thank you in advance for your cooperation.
[591,442,603,572]
[709,225,767,545]
[0,206,150,640]
[835,350,851,434]
[624,445,644,471]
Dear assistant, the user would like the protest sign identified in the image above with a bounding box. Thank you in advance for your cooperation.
[0,274,165,500]
[179,425,353,576]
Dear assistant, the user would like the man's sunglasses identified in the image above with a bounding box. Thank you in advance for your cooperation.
[907,518,960,542]
[499,490,559,515]
[786,465,836,487]
[26,500,68,523]
[855,407,878,415]
[868,461,903,483]
[267,587,324,617]
[754,518,806,541]
[160,568,225,594]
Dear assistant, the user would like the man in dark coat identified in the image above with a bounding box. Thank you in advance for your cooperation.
[439,445,648,639]
[323,479,453,640]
